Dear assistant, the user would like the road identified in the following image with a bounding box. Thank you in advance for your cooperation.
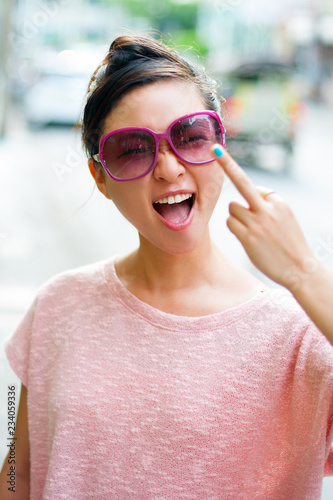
[1,105,333,496]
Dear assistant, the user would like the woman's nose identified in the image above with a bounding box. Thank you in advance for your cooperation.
[153,142,186,182]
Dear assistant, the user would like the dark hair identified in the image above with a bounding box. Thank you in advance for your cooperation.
[81,34,223,158]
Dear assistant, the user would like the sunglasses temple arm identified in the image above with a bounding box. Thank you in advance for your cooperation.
[92,154,101,163]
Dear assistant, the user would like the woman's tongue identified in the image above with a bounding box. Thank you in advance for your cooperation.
[154,198,191,224]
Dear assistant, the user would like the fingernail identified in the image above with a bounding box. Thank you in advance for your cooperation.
[213,144,223,157]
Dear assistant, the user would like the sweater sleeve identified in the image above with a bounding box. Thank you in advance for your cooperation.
[4,267,82,389]
[301,321,333,476]
[5,297,38,388]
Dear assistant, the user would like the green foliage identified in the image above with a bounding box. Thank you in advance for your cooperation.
[98,0,199,35]
[95,0,208,56]
[171,29,208,57]
[102,0,199,28]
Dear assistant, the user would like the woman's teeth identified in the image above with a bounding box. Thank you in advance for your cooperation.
[154,193,192,205]
[153,192,194,224]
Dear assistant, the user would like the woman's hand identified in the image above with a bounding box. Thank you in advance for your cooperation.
[211,144,315,291]
[211,144,333,345]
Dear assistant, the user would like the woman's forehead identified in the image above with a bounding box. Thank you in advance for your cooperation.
[102,80,206,135]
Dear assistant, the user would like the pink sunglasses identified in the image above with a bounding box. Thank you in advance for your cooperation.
[92,111,226,181]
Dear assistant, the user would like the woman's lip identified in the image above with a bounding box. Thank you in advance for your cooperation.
[153,195,195,231]
[152,190,194,204]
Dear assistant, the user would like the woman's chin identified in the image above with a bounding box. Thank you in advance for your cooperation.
[138,230,207,257]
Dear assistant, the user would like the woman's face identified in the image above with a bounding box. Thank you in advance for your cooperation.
[88,80,224,255]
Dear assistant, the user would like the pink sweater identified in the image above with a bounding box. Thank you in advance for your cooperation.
[5,257,333,499]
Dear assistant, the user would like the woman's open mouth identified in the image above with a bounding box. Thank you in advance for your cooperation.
[153,193,195,229]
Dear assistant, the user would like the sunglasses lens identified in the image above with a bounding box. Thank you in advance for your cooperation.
[102,131,155,180]
[171,114,223,163]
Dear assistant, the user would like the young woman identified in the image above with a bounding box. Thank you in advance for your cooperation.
[1,34,333,500]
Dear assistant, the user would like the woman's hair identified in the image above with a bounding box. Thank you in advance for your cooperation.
[81,34,223,159]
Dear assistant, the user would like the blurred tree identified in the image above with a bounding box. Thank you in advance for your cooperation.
[97,0,208,55]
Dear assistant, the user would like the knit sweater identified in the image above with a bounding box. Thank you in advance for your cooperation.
[5,257,333,499]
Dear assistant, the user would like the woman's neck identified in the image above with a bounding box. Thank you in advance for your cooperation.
[114,231,266,316]
[123,232,221,293]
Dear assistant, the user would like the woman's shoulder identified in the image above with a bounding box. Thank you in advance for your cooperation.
[35,256,117,302]
[260,287,314,327]
[261,287,332,351]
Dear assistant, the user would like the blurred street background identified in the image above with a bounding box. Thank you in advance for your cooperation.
[1,0,333,496]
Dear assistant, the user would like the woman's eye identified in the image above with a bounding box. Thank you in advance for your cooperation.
[119,147,149,158]
[176,134,207,146]
[187,135,205,142]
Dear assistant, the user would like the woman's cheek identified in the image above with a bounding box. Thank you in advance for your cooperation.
[112,195,139,222]
[108,187,152,230]
[198,165,224,209]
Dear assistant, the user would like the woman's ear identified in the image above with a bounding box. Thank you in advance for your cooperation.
[88,158,111,199]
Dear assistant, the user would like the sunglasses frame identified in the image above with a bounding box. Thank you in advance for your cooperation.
[92,110,226,182]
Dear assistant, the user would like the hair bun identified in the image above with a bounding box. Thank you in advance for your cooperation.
[107,35,174,72]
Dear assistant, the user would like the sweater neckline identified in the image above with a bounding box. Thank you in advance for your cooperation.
[103,256,271,332]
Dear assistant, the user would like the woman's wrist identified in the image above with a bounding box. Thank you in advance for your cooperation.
[276,246,317,293]
[288,260,324,297]
[286,260,333,344]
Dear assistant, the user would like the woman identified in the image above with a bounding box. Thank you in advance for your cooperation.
[1,34,333,499]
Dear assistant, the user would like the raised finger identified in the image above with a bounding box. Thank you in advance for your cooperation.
[211,144,263,210]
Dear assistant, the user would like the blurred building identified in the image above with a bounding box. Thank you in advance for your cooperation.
[2,0,333,136]
[197,0,333,105]
[4,0,333,103]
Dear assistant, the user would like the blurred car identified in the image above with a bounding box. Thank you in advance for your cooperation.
[24,71,89,127]
[23,46,105,127]
[220,61,303,173]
